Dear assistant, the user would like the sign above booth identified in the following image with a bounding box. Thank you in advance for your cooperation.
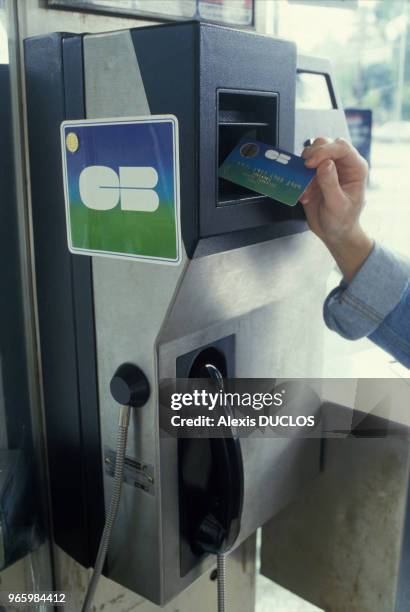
[289,0,357,8]
[48,0,254,27]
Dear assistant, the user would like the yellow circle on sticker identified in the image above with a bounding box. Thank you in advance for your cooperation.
[66,132,79,153]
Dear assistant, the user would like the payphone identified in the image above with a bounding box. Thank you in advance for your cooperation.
[24,22,349,607]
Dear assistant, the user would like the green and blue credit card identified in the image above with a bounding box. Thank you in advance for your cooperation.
[219,139,315,206]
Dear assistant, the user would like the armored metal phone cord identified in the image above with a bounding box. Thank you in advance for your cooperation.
[217,552,227,612]
[81,404,131,612]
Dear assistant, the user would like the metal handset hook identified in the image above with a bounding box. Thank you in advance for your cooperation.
[205,363,239,440]
[205,363,225,390]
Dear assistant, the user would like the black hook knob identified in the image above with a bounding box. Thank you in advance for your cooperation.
[110,363,150,408]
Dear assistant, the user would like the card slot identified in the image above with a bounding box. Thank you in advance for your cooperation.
[219,121,270,127]
[217,89,278,206]
[219,109,264,123]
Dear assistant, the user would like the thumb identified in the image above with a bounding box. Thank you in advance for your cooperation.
[316,159,344,204]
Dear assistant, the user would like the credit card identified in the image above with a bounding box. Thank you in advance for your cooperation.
[219,139,315,206]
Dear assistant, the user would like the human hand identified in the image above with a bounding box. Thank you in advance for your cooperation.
[300,137,373,282]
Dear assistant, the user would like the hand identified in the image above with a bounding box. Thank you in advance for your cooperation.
[300,137,373,282]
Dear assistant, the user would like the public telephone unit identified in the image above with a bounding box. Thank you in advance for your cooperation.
[24,22,349,605]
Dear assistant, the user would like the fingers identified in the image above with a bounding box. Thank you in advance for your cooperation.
[315,159,345,204]
[302,137,330,159]
[300,177,317,204]
[299,190,309,204]
[303,137,350,162]
[304,138,367,175]
[300,139,328,203]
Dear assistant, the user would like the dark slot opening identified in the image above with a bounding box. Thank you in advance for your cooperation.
[217,89,278,206]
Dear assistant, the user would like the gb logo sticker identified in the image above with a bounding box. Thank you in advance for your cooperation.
[79,165,160,212]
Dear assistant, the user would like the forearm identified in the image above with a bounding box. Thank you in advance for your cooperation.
[323,244,410,367]
[301,138,410,367]
[368,289,410,368]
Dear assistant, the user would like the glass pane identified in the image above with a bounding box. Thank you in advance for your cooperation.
[276,0,410,257]
[198,0,253,25]
[0,0,53,599]
[272,0,410,376]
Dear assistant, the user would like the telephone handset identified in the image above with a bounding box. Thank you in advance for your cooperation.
[179,361,244,570]
[179,361,244,612]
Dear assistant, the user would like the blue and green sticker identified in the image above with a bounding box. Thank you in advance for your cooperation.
[61,115,181,264]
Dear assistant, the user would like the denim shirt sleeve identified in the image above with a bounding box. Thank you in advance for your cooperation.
[323,243,410,367]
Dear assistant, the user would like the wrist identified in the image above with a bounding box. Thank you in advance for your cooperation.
[323,225,371,252]
[323,226,374,282]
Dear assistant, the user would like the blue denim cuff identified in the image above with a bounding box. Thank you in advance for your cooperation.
[324,243,410,340]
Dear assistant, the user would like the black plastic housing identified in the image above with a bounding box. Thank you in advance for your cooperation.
[24,33,104,568]
[131,22,303,257]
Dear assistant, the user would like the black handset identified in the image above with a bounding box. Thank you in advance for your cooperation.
[178,360,243,576]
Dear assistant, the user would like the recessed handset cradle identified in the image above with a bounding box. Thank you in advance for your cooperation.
[82,363,150,612]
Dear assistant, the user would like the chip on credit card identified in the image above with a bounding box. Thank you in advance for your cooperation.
[219,139,316,206]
